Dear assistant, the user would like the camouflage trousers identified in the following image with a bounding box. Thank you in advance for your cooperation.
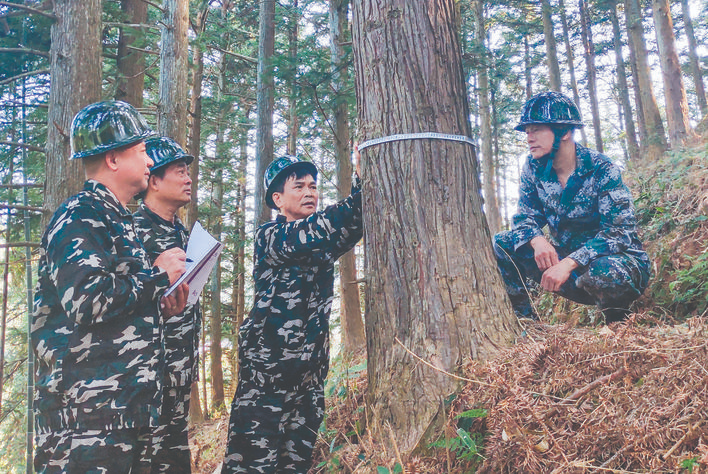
[222,374,325,473]
[151,385,192,473]
[34,428,152,474]
[494,231,650,321]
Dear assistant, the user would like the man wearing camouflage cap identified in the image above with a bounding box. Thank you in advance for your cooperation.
[133,136,199,473]
[494,91,650,323]
[31,101,188,473]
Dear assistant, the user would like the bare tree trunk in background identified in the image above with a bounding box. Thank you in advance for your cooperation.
[157,0,189,145]
[44,0,101,224]
[579,0,603,152]
[651,0,694,146]
[541,0,561,91]
[115,0,147,107]
[625,0,668,159]
[680,0,707,117]
[287,0,299,156]
[473,0,501,233]
[524,34,532,99]
[254,0,276,226]
[351,0,520,453]
[609,0,639,161]
[330,0,365,353]
[558,0,587,146]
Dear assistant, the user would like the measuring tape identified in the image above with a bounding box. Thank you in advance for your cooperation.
[358,132,476,151]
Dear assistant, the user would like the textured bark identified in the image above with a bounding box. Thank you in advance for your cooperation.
[625,0,668,158]
[541,0,561,91]
[579,0,603,152]
[157,0,189,145]
[330,0,365,352]
[681,0,707,117]
[558,0,588,146]
[524,34,532,99]
[44,0,101,223]
[351,0,519,453]
[609,0,639,161]
[115,0,147,106]
[473,0,500,234]
[287,0,299,156]
[651,0,693,145]
[254,0,276,226]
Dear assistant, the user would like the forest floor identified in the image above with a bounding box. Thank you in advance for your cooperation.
[189,132,708,473]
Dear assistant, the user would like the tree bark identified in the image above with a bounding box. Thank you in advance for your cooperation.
[625,0,668,158]
[44,0,101,223]
[330,0,365,353]
[115,0,147,106]
[651,0,693,146]
[558,0,588,146]
[609,0,639,161]
[579,0,603,152]
[254,0,276,226]
[287,0,299,156]
[541,0,561,91]
[351,0,520,453]
[680,0,707,117]
[157,0,189,145]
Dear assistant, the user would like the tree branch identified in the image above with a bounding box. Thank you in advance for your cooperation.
[0,1,55,20]
[103,21,160,31]
[0,69,50,87]
[0,203,44,213]
[0,141,45,153]
[0,47,49,58]
[207,45,257,64]
[140,0,165,13]
[0,183,43,189]
[0,242,39,249]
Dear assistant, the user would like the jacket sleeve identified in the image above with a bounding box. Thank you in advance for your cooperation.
[511,161,547,250]
[257,190,363,266]
[567,164,639,266]
[46,205,169,327]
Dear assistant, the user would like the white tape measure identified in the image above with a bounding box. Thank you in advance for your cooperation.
[358,132,476,150]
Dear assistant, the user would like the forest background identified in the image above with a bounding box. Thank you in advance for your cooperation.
[1,0,707,472]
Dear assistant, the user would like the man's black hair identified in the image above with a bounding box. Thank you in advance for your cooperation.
[270,165,317,196]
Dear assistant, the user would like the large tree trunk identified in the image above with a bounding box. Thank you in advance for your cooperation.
[681,0,707,117]
[351,0,520,453]
[287,0,299,156]
[157,0,189,145]
[115,0,147,107]
[558,0,588,146]
[541,0,561,91]
[44,0,101,222]
[609,0,639,161]
[579,0,603,152]
[651,0,693,146]
[254,0,276,226]
[473,0,501,234]
[625,0,668,158]
[330,0,365,352]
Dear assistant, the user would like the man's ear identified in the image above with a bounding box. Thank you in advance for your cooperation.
[271,192,282,210]
[105,150,120,172]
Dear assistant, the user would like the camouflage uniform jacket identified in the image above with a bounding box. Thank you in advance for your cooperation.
[32,180,170,433]
[511,143,649,268]
[133,202,201,387]
[239,186,363,389]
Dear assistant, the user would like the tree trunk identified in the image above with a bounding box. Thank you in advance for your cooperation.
[651,0,693,146]
[157,0,189,145]
[287,0,299,156]
[609,0,639,161]
[579,0,603,152]
[558,0,588,146]
[541,0,561,91]
[524,34,532,99]
[625,0,668,158]
[44,0,101,223]
[680,0,707,117]
[351,0,520,453]
[330,0,365,353]
[254,0,276,226]
[115,0,147,106]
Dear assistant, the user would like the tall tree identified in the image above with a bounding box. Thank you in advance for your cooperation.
[254,0,276,226]
[651,0,693,145]
[680,0,707,117]
[330,0,365,352]
[351,0,520,452]
[558,0,588,146]
[115,0,147,106]
[473,0,501,233]
[157,0,189,145]
[44,0,101,221]
[625,0,668,158]
[286,0,299,155]
[578,0,603,152]
[541,0,562,91]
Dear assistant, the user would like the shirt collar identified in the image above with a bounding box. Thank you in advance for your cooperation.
[84,180,130,216]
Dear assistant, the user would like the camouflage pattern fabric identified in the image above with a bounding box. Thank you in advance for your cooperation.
[223,186,363,473]
[150,386,192,473]
[31,181,170,469]
[494,144,650,318]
